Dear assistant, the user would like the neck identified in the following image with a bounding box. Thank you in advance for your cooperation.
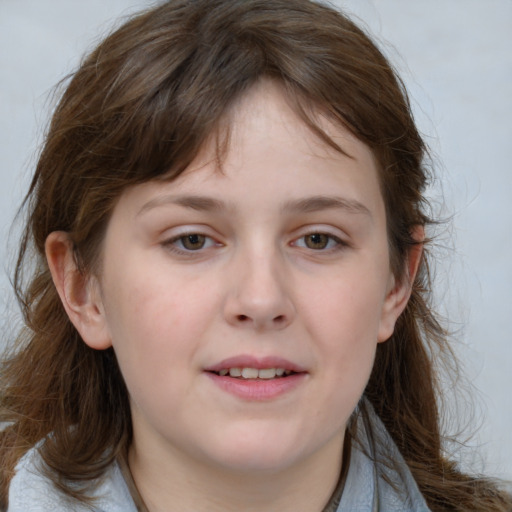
[128,432,345,512]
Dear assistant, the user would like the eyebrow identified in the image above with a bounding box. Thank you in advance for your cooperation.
[137,194,371,217]
[282,195,372,217]
[137,194,227,216]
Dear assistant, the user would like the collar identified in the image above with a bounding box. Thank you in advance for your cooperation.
[117,399,429,511]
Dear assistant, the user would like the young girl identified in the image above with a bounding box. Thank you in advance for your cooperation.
[0,0,510,510]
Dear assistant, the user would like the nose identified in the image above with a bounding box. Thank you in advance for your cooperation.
[223,249,295,331]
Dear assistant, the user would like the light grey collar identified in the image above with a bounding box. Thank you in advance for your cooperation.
[8,400,430,511]
[335,400,431,511]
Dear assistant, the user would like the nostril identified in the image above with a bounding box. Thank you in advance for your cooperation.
[233,313,289,326]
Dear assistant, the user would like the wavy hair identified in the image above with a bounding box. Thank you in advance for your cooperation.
[1,0,510,510]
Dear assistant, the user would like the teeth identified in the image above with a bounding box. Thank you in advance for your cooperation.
[229,368,242,377]
[221,367,289,379]
[258,368,276,379]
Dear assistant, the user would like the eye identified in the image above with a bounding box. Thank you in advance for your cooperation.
[165,233,218,252]
[179,234,207,250]
[293,232,343,251]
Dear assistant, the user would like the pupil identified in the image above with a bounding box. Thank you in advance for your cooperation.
[306,233,328,249]
[183,234,205,250]
[307,233,328,249]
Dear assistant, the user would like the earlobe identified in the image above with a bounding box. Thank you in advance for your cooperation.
[45,231,112,350]
[377,226,425,343]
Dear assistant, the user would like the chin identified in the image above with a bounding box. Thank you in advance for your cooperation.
[197,429,300,473]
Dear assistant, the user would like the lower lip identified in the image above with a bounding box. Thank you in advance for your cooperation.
[205,372,306,401]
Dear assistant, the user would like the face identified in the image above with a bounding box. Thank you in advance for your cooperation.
[88,81,408,475]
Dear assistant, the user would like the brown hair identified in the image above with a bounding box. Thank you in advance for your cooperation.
[1,0,510,510]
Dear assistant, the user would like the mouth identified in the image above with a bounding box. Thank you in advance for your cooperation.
[209,367,297,380]
[204,357,307,398]
[205,362,306,400]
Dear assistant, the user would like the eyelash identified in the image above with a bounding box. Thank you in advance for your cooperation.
[291,232,346,252]
[162,231,346,255]
[162,232,220,254]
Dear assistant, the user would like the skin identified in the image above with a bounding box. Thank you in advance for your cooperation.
[46,80,421,512]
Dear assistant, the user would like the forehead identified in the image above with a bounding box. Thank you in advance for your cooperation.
[178,81,376,183]
[116,80,384,223]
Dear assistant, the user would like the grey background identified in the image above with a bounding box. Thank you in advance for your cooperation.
[1,0,511,480]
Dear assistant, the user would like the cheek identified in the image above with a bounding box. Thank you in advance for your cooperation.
[301,269,388,347]
[298,268,387,406]
[102,274,217,423]
[101,264,219,382]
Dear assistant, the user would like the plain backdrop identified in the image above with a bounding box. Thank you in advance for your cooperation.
[0,0,511,481]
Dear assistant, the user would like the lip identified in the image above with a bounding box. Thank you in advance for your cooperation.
[205,372,306,401]
[204,355,307,374]
[204,355,308,401]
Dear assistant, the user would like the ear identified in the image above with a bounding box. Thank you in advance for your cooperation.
[45,231,112,350]
[377,225,424,343]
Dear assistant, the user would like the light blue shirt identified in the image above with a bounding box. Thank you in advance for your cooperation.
[7,400,430,511]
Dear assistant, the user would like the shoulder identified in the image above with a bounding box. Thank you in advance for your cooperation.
[7,445,137,512]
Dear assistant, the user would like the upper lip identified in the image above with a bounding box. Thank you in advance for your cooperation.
[204,355,307,373]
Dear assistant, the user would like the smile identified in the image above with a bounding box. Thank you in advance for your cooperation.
[204,357,307,400]
[216,367,294,379]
